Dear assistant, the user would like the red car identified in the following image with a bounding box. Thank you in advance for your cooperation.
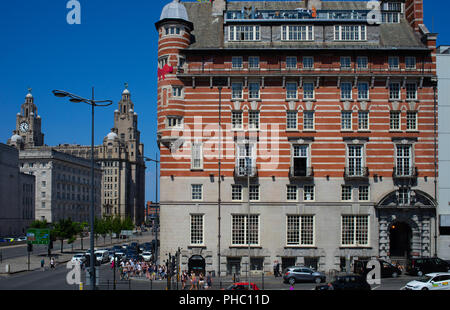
[225,282,260,290]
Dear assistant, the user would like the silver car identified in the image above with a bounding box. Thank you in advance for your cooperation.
[283,266,326,285]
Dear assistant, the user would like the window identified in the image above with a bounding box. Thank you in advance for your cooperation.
[341,215,369,246]
[334,25,366,41]
[286,215,314,246]
[303,82,315,100]
[303,57,314,70]
[388,57,399,70]
[191,184,203,201]
[229,25,260,41]
[293,145,308,177]
[357,57,368,70]
[286,57,297,69]
[340,57,352,70]
[42,202,45,209]
[191,142,203,170]
[248,82,260,99]
[389,82,401,100]
[359,186,370,201]
[348,145,364,176]
[382,12,400,23]
[232,215,259,245]
[172,86,183,98]
[282,25,314,41]
[358,111,369,130]
[286,82,298,99]
[286,111,298,130]
[232,82,243,99]
[237,143,255,176]
[341,111,352,130]
[357,82,369,100]
[406,111,417,131]
[249,111,260,130]
[158,56,168,69]
[396,145,412,176]
[42,181,46,187]
[303,185,315,201]
[248,56,260,69]
[41,192,46,198]
[232,57,243,69]
[406,83,417,100]
[232,111,243,129]
[232,185,243,201]
[249,185,259,201]
[287,185,298,201]
[303,111,315,130]
[398,188,410,205]
[342,186,352,201]
[165,26,181,35]
[405,57,416,69]
[190,215,204,245]
[167,116,183,128]
[341,82,352,100]
[390,111,401,130]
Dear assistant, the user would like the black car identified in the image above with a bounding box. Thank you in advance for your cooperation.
[406,257,450,276]
[354,259,402,278]
[316,274,371,291]
[83,254,101,267]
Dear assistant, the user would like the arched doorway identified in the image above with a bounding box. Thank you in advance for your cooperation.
[389,222,412,258]
[188,255,205,275]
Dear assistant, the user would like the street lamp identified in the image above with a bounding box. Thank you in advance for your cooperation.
[144,155,160,264]
[53,88,112,290]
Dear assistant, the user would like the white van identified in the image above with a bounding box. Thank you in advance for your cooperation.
[94,250,109,264]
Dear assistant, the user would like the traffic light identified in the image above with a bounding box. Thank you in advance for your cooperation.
[27,243,33,252]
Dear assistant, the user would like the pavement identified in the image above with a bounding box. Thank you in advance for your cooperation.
[0,231,154,275]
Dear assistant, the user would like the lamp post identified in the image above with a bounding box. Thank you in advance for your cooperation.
[144,155,160,264]
[53,88,112,290]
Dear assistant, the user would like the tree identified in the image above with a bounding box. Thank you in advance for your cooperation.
[29,219,49,229]
[52,218,77,253]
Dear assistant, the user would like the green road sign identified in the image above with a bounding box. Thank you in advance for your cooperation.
[26,229,50,245]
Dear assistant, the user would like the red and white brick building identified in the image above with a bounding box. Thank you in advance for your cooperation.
[156,0,438,275]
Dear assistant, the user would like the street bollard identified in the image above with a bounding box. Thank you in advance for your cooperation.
[79,283,83,291]
[5,264,10,274]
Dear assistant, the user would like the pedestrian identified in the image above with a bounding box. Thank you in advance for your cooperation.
[190,272,197,290]
[273,261,278,278]
[181,271,187,290]
[50,257,55,269]
[276,262,281,277]
[206,271,212,290]
[199,273,205,290]
[40,258,45,271]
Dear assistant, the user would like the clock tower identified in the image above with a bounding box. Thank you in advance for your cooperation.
[10,89,44,148]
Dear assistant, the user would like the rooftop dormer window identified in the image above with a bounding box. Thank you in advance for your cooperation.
[281,25,314,41]
[228,25,260,41]
[334,25,366,41]
[165,26,181,36]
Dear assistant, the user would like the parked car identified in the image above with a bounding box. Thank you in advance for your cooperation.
[15,236,27,242]
[404,273,450,290]
[71,253,86,264]
[283,266,326,285]
[112,245,122,252]
[141,251,153,262]
[354,259,402,278]
[94,250,110,264]
[84,254,101,267]
[0,238,6,243]
[225,283,260,290]
[110,252,125,263]
[316,273,371,291]
[5,238,15,243]
[406,257,450,276]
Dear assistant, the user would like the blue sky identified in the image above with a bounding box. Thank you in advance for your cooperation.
[0,0,448,203]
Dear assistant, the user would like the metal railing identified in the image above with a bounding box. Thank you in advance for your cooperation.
[289,167,314,179]
[234,166,258,178]
[344,167,369,179]
[393,167,418,178]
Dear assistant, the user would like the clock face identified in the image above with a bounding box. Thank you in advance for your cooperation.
[19,122,29,133]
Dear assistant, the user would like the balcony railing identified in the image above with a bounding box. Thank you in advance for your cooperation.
[344,167,369,179]
[234,165,258,178]
[393,167,418,179]
[289,167,314,179]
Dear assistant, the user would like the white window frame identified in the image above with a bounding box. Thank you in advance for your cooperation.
[340,82,353,100]
[405,57,416,70]
[358,111,370,131]
[286,185,298,201]
[388,56,400,70]
[357,82,369,100]
[191,184,203,201]
[406,111,417,131]
[249,184,260,202]
[231,214,260,246]
[166,116,183,129]
[232,184,243,201]
[190,214,204,246]
[281,25,314,41]
[341,111,353,130]
[334,25,366,41]
[303,82,315,100]
[286,215,315,247]
[248,56,260,69]
[341,215,370,247]
[231,82,243,99]
[248,82,260,99]
[191,142,203,170]
[286,110,298,130]
[396,144,412,176]
[389,82,401,100]
[358,185,370,201]
[390,111,401,131]
[303,56,314,70]
[286,82,298,100]
[303,185,315,202]
[229,25,261,42]
[232,57,243,69]
[347,145,364,176]
[303,111,315,131]
[286,56,297,69]
[406,83,417,100]
[341,185,353,202]
[232,111,243,130]
[172,86,183,98]
[248,110,260,130]
[340,57,352,70]
[357,56,368,70]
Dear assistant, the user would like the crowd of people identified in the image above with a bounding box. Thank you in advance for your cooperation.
[181,271,213,290]
[112,259,168,281]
